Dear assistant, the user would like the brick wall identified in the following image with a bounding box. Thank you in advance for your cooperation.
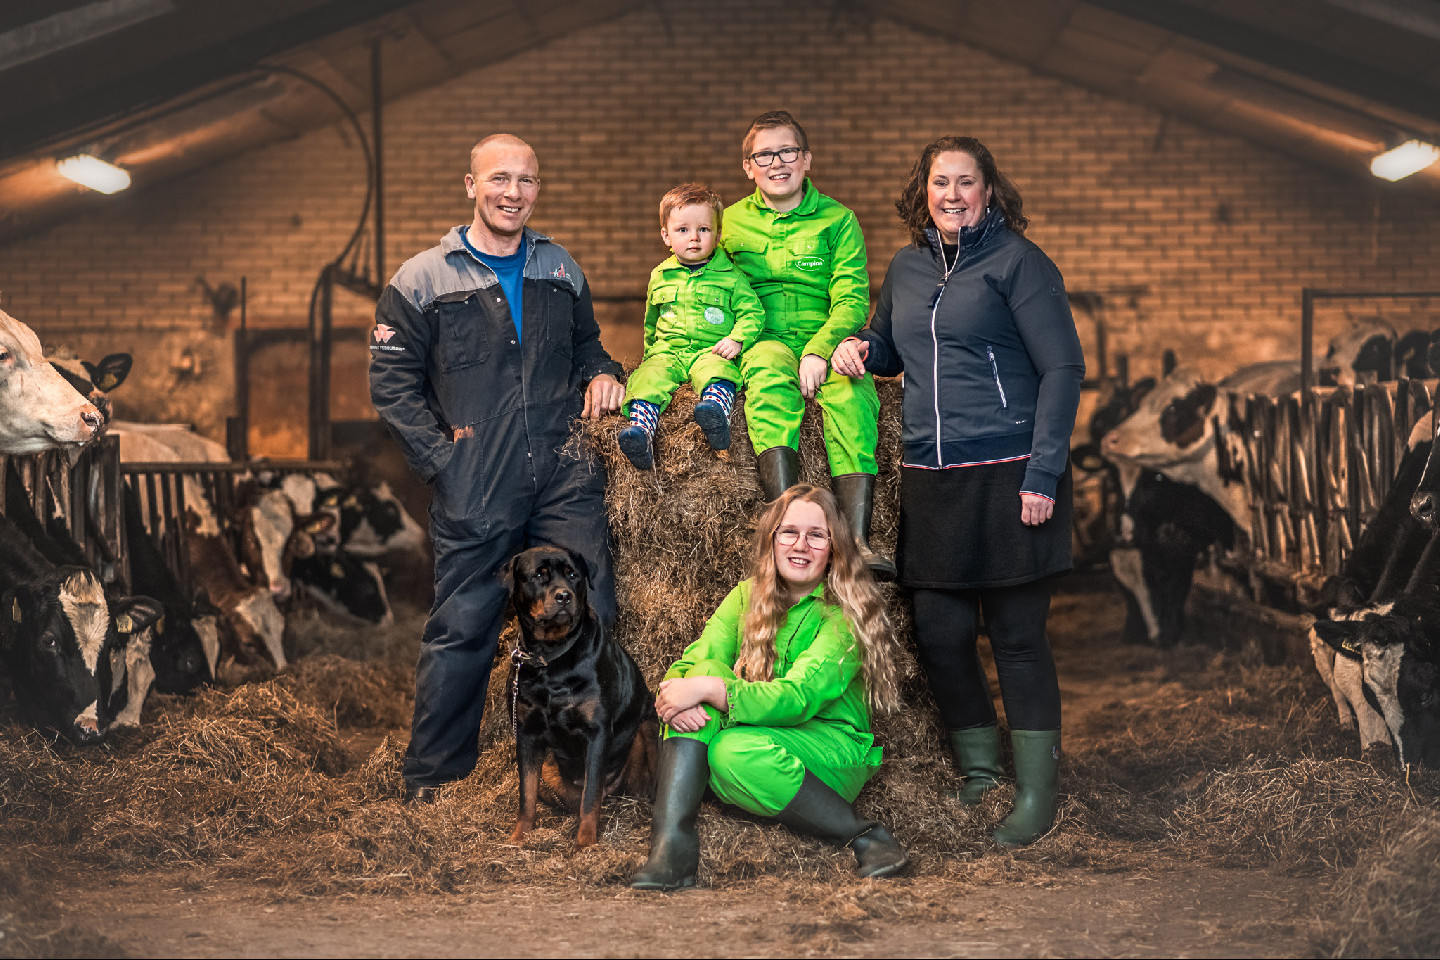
[2,0,1438,449]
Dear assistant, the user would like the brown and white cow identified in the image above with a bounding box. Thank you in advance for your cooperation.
[0,309,103,454]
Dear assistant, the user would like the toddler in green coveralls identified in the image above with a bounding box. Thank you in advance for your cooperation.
[617,184,766,470]
[631,484,908,889]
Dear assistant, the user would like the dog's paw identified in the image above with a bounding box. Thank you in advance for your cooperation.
[574,821,598,848]
[508,822,533,845]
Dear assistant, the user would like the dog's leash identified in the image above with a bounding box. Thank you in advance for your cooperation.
[509,645,548,742]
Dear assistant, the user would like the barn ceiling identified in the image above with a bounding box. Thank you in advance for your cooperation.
[1,0,1438,243]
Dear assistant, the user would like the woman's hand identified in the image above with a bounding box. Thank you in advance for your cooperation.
[1020,492,1054,526]
[798,354,830,398]
[655,676,727,725]
[831,337,870,378]
[664,704,710,733]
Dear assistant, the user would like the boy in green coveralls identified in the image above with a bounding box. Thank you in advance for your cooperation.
[618,184,766,470]
[722,111,893,578]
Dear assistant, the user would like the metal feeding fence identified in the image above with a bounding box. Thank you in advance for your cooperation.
[1228,378,1434,592]
[119,458,344,598]
[0,436,126,584]
[0,436,344,600]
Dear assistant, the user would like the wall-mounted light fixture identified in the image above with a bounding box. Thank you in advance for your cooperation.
[1370,139,1440,181]
[55,153,131,194]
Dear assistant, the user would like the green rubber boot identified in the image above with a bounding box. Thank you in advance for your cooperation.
[947,725,1003,806]
[831,473,897,581]
[993,729,1061,846]
[776,772,908,878]
[630,737,710,890]
[756,446,800,503]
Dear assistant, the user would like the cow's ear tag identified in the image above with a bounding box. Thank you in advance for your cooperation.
[95,374,118,391]
[156,615,166,635]
[330,563,345,579]
[116,613,134,634]
[11,598,20,623]
[343,495,360,508]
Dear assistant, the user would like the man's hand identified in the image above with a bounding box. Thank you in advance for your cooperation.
[582,373,624,418]
[712,337,742,360]
[798,354,830,399]
[1020,492,1054,526]
[831,337,869,378]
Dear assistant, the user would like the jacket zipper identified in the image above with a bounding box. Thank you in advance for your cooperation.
[986,346,1008,408]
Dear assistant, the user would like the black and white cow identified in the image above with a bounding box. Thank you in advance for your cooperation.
[0,309,104,454]
[1319,317,1396,387]
[1312,581,1440,768]
[0,510,159,742]
[291,550,394,626]
[1074,376,1233,646]
[48,348,132,425]
[1309,411,1439,758]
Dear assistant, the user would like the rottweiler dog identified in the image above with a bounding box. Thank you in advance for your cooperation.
[504,545,657,847]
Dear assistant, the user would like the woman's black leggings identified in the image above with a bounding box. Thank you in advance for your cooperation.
[910,578,1062,731]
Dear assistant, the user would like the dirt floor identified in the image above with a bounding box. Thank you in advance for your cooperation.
[1,578,1434,959]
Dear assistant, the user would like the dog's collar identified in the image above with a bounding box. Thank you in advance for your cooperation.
[510,645,549,669]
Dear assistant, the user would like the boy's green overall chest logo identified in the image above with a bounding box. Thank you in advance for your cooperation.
[794,256,825,272]
[704,307,725,324]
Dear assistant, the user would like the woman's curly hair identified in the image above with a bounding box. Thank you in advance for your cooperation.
[895,136,1028,246]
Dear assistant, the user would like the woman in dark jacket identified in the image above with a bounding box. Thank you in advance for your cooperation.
[833,136,1085,845]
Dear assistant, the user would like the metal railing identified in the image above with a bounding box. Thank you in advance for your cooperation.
[1229,379,1434,587]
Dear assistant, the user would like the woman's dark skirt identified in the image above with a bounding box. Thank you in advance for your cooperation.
[897,458,1073,590]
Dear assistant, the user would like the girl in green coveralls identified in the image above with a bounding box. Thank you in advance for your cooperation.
[630,484,907,889]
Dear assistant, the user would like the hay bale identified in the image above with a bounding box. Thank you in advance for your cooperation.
[1320,810,1440,957]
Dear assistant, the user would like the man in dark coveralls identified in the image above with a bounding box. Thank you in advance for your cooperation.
[369,134,625,802]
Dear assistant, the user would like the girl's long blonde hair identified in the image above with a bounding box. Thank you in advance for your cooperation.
[734,484,902,714]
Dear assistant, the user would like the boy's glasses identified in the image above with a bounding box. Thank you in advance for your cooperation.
[747,147,803,167]
[775,527,830,549]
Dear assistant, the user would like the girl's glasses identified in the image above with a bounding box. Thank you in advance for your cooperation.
[775,527,830,549]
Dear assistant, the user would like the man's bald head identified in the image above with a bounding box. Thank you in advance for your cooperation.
[470,134,537,176]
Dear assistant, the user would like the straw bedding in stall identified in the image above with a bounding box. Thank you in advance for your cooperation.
[0,383,1437,954]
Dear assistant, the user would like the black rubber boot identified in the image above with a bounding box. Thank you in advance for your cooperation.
[993,729,1061,846]
[617,423,655,470]
[756,446,800,503]
[775,772,908,878]
[630,737,710,890]
[831,473,896,581]
[947,725,1003,806]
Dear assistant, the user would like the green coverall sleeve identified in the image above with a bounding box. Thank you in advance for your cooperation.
[728,275,767,348]
[802,211,870,362]
[641,275,662,352]
[663,583,745,681]
[722,607,863,727]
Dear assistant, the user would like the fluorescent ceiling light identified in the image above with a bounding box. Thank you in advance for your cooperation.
[1370,140,1440,181]
[56,154,131,194]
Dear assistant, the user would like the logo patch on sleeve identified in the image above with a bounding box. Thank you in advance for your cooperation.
[373,324,395,343]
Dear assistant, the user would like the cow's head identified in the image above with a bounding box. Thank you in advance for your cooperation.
[294,550,394,626]
[48,349,132,425]
[1320,317,1396,387]
[0,310,103,455]
[1317,590,1440,768]
[0,569,133,743]
[236,486,334,601]
[337,482,425,557]
[1101,368,1217,466]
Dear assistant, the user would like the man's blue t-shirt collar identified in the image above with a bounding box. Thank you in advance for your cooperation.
[461,226,525,343]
